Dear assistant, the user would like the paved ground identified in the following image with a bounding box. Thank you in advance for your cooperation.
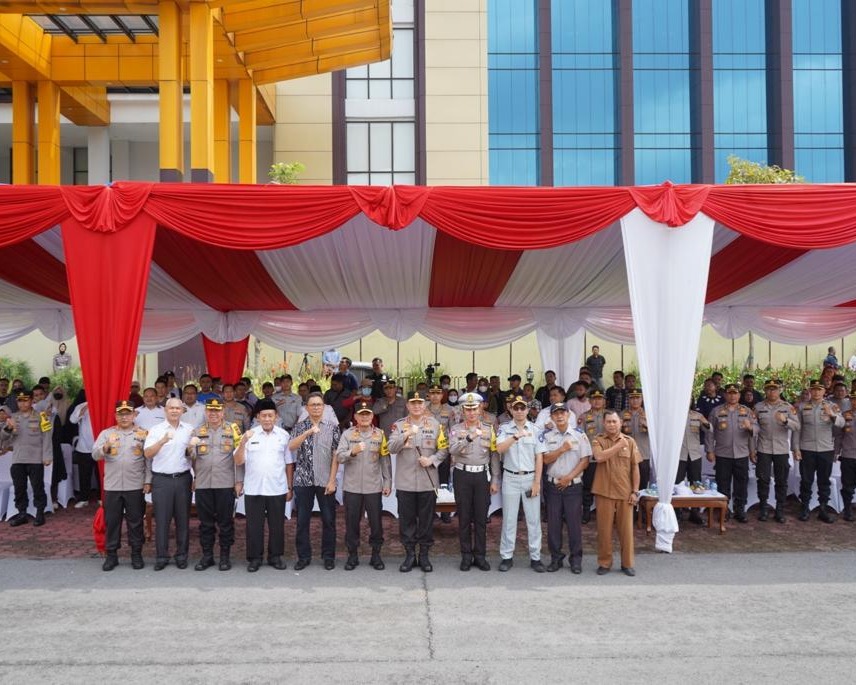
[2,551,856,683]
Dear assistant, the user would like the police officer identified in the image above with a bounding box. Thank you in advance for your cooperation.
[2,390,53,527]
[578,389,606,523]
[190,399,244,572]
[753,380,800,523]
[92,401,150,570]
[836,394,856,521]
[541,403,591,574]
[387,392,448,573]
[705,383,757,523]
[622,389,649,490]
[373,379,407,436]
[427,383,455,524]
[448,392,500,571]
[677,404,710,524]
[221,384,250,432]
[794,380,844,523]
[336,402,392,570]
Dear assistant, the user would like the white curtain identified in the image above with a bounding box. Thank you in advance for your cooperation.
[535,328,585,390]
[621,208,715,552]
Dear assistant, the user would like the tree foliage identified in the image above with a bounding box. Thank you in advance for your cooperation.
[268,161,306,184]
[724,154,804,184]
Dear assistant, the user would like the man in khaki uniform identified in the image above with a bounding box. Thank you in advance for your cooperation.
[427,383,455,522]
[677,404,710,524]
[754,380,800,523]
[705,383,757,523]
[622,389,650,490]
[190,399,244,571]
[835,394,856,521]
[2,390,53,527]
[387,392,448,573]
[92,401,151,570]
[592,409,641,576]
[373,379,408,436]
[448,392,500,571]
[578,389,606,523]
[336,402,392,570]
[221,384,250,432]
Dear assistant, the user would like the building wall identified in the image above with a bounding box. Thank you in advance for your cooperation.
[274,74,334,185]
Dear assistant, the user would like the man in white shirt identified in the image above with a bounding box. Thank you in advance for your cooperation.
[181,384,205,429]
[69,401,99,508]
[135,388,166,431]
[235,398,294,572]
[144,398,194,570]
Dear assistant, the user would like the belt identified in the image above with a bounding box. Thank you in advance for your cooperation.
[503,468,534,475]
[455,463,488,473]
[153,470,190,479]
[548,475,582,486]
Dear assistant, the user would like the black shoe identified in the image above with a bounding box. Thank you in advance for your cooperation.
[419,554,433,573]
[843,506,854,522]
[194,557,215,571]
[345,554,359,571]
[218,557,232,571]
[688,510,704,525]
[798,507,810,522]
[247,559,261,573]
[370,552,385,570]
[775,506,785,523]
[758,504,769,522]
[530,560,546,573]
[460,557,472,571]
[102,556,118,572]
[399,553,416,573]
[498,558,513,572]
[131,556,145,570]
[473,557,491,571]
[175,559,188,570]
[154,560,168,571]
[8,512,28,527]
[33,510,46,527]
[268,556,287,570]
[440,512,452,524]
[596,566,610,576]
[546,559,563,573]
[621,566,636,577]
[818,505,836,524]
[734,510,747,523]
[324,558,336,570]
[294,558,310,571]
[581,508,591,524]
[570,563,582,575]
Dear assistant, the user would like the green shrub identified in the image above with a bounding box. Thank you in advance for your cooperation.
[0,357,35,391]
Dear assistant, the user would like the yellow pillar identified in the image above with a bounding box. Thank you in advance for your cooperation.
[11,81,35,185]
[189,2,214,182]
[238,79,257,184]
[158,0,183,181]
[213,79,232,183]
[37,80,61,185]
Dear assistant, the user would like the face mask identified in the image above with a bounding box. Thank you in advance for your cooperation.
[53,392,63,400]
[447,394,458,405]
[441,384,450,391]
[360,387,372,397]
[478,385,488,393]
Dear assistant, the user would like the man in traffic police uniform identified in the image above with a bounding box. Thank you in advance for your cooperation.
[622,389,650,490]
[92,401,151,570]
[578,389,606,523]
[448,392,500,571]
[387,391,449,573]
[753,380,800,523]
[190,399,244,572]
[2,390,53,527]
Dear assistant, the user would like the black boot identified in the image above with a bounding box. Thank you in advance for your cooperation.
[33,509,46,527]
[219,548,231,571]
[419,547,432,573]
[798,504,810,521]
[102,555,119,572]
[131,552,145,570]
[399,550,416,573]
[345,553,359,571]
[734,507,747,523]
[195,554,216,571]
[8,512,28,527]
[758,502,768,522]
[842,501,854,522]
[818,504,836,524]
[774,503,785,523]
[370,549,385,570]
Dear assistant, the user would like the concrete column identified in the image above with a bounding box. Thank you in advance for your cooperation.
[111,139,130,181]
[87,127,111,185]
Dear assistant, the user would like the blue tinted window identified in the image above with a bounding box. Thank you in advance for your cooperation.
[488,0,540,185]
[551,0,618,185]
[792,0,843,182]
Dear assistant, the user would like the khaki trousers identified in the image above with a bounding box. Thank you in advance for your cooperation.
[595,495,634,569]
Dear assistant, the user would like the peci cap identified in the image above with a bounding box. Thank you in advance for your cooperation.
[205,399,225,411]
[115,400,134,413]
[549,402,569,414]
[255,398,277,414]
[355,401,374,414]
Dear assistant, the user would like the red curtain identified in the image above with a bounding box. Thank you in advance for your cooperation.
[705,237,807,303]
[202,335,250,384]
[0,186,67,246]
[0,240,71,303]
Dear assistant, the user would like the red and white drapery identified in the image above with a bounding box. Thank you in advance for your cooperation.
[4,180,856,547]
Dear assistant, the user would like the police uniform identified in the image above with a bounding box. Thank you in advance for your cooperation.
[541,405,591,572]
[705,385,757,521]
[372,388,408,436]
[753,381,800,522]
[223,401,250,432]
[578,391,606,522]
[794,382,845,522]
[677,409,708,485]
[336,404,392,569]
[387,393,449,572]
[448,392,500,570]
[835,395,856,521]
[92,401,150,569]
[427,384,454,487]
[191,400,245,571]
[621,393,650,489]
[1,391,53,527]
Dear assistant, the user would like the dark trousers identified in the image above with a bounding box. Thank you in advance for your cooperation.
[293,485,337,562]
[437,458,451,486]
[73,449,99,501]
[639,460,651,491]
[755,452,790,505]
[546,481,583,564]
[714,457,749,510]
[11,463,46,514]
[582,461,597,510]
[840,459,856,504]
[343,491,384,553]
[397,490,436,552]
[151,471,192,563]
[453,469,490,559]
[195,487,235,557]
[244,494,285,562]
[799,450,834,506]
[675,458,701,484]
[104,489,145,557]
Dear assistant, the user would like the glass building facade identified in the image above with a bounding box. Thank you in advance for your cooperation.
[488,0,854,185]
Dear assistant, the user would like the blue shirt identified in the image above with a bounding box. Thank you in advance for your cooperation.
[497,420,545,472]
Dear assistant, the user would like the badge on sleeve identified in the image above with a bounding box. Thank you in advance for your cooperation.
[39,411,52,433]
[437,426,448,450]
[380,434,390,457]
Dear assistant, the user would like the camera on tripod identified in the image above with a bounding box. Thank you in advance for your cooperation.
[424,362,440,384]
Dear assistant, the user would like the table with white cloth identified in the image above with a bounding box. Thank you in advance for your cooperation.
[4,462,55,518]
[637,489,728,534]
